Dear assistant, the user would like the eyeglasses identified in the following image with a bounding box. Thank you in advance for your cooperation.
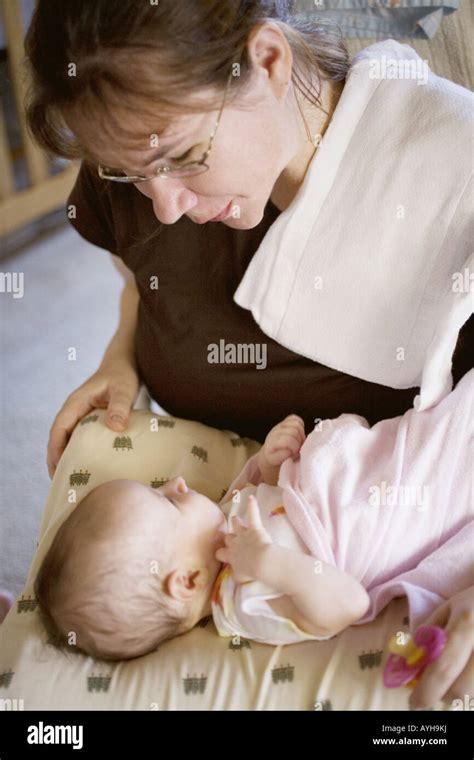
[97,68,234,183]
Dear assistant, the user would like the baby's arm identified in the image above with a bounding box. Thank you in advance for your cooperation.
[257,544,370,638]
[258,414,306,486]
[216,496,370,638]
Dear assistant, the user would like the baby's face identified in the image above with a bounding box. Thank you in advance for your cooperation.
[152,476,227,573]
[97,477,227,583]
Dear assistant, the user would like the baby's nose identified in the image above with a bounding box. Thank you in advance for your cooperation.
[171,476,187,494]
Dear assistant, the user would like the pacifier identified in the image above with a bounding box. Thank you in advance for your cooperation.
[383,625,447,689]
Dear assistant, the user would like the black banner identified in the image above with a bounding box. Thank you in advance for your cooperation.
[0,709,472,757]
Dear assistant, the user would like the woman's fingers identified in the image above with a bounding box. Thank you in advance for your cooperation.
[443,652,474,706]
[47,360,139,479]
[106,386,135,430]
[47,424,69,478]
[409,617,474,709]
[47,396,98,478]
[416,600,451,629]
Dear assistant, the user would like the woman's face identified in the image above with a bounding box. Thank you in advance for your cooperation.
[128,76,301,230]
[84,24,320,230]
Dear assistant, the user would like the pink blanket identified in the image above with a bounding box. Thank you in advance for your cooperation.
[229,370,473,631]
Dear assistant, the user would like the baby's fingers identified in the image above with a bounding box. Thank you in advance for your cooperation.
[246,496,263,529]
[281,415,306,437]
[271,432,301,457]
[231,515,244,533]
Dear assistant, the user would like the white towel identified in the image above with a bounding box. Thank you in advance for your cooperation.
[234,39,473,405]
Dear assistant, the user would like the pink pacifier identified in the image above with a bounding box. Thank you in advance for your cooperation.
[383,625,447,689]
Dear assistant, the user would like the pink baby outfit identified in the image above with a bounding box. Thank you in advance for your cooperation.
[216,370,473,640]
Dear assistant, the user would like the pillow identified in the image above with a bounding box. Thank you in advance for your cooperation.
[0,409,449,711]
[30,408,261,580]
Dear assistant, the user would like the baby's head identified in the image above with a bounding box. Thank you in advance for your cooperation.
[34,477,226,661]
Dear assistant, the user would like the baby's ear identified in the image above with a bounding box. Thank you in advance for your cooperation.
[166,568,207,601]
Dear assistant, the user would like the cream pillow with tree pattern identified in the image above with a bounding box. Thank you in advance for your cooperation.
[27,409,261,587]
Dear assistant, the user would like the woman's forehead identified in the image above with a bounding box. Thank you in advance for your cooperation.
[68,97,213,168]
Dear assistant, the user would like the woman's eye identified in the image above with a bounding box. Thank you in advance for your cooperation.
[170,146,197,164]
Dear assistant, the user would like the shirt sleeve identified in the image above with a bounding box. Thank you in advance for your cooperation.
[238,585,334,644]
[212,569,333,645]
[66,160,117,253]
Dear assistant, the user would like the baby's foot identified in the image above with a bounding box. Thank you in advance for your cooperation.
[0,590,14,623]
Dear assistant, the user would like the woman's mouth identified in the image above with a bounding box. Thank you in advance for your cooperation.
[209,200,233,222]
[188,200,233,224]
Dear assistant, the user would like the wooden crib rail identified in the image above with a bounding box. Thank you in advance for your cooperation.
[0,0,78,238]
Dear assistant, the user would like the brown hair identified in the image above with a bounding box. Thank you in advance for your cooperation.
[24,0,350,166]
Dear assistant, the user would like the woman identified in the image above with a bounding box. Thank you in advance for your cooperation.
[24,0,472,707]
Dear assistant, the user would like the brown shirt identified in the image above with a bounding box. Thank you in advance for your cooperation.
[67,161,472,443]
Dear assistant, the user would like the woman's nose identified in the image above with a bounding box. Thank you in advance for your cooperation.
[143,178,198,223]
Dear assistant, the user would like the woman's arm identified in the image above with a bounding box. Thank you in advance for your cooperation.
[47,255,140,477]
[105,255,140,364]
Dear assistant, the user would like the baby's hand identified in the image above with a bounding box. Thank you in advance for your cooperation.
[262,414,306,468]
[215,496,273,584]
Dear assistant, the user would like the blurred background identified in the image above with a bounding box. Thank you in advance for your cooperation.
[0,0,472,597]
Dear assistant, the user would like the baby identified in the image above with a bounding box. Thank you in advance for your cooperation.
[35,369,473,661]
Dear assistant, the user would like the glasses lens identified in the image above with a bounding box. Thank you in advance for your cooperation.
[165,162,208,178]
[100,162,208,182]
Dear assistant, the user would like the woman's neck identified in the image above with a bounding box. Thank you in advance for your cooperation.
[270,79,345,212]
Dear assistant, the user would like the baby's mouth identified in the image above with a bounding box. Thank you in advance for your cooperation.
[213,525,227,549]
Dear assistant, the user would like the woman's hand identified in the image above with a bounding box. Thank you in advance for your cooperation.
[409,586,474,710]
[215,496,273,583]
[47,355,139,478]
